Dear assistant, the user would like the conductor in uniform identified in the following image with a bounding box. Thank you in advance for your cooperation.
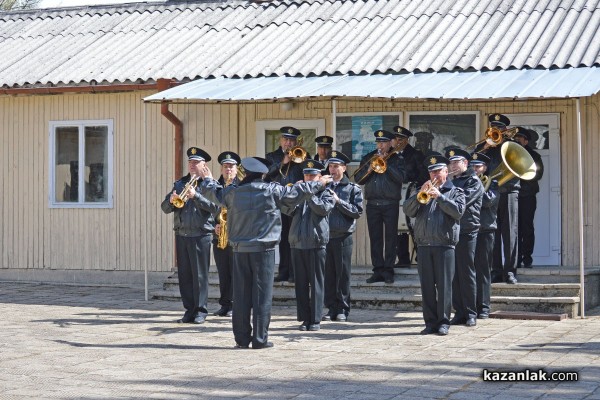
[198,157,331,349]
[265,126,311,283]
[354,130,406,284]
[404,153,465,335]
[161,147,218,324]
[446,148,483,327]
[323,150,363,322]
[392,126,427,268]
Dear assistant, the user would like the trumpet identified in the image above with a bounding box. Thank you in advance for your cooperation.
[467,127,519,150]
[416,178,440,205]
[171,175,199,208]
[478,173,489,188]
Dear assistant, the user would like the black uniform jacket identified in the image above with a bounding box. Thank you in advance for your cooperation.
[452,168,484,234]
[161,174,218,237]
[200,178,325,252]
[327,176,364,239]
[480,181,500,232]
[519,145,544,197]
[353,150,406,204]
[283,187,335,249]
[265,146,312,185]
[399,144,428,186]
[403,180,466,248]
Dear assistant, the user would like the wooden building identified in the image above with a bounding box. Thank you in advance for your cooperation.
[1,1,599,287]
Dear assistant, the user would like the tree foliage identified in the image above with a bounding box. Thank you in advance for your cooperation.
[1,0,40,10]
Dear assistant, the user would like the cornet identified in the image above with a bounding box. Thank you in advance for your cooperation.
[416,178,440,205]
[171,175,199,208]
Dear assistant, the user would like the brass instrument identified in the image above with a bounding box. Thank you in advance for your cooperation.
[416,178,440,205]
[483,141,537,191]
[280,137,308,178]
[352,142,404,184]
[467,127,519,150]
[478,173,489,188]
[171,175,199,208]
[216,177,235,250]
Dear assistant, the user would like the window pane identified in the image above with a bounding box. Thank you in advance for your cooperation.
[84,126,108,202]
[55,127,79,202]
[265,128,316,157]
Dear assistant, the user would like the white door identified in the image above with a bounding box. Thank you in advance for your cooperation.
[507,113,561,266]
[255,119,327,264]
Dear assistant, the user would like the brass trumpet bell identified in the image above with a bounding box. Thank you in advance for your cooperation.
[485,141,537,190]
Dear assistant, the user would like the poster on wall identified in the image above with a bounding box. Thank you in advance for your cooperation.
[407,113,478,154]
[335,113,402,163]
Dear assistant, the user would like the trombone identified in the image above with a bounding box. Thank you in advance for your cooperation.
[352,142,404,184]
[280,137,308,178]
[171,175,199,208]
[467,127,519,150]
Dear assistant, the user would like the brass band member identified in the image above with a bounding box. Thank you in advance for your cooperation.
[283,160,335,331]
[470,152,499,319]
[212,151,242,318]
[198,157,330,349]
[323,150,363,322]
[392,126,427,268]
[314,136,334,175]
[161,147,218,324]
[446,148,484,327]
[265,126,311,283]
[514,128,544,268]
[354,130,406,284]
[479,114,520,284]
[404,153,466,335]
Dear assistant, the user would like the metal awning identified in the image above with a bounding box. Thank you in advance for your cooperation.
[144,67,600,102]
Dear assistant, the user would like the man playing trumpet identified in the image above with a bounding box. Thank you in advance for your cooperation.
[161,147,219,325]
[404,153,465,336]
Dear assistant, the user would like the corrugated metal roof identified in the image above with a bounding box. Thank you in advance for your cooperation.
[1,0,600,88]
[143,67,600,101]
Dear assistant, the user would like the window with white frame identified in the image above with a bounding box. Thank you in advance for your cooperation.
[49,120,113,208]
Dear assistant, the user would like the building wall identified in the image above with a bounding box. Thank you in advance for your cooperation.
[0,91,596,283]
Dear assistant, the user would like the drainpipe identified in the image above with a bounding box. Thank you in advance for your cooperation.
[156,78,184,179]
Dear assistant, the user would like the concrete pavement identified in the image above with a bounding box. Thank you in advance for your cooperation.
[1,282,599,399]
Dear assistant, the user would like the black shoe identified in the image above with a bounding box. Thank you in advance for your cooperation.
[234,343,249,349]
[192,312,208,324]
[384,276,394,284]
[335,314,347,322]
[449,316,465,325]
[299,323,308,331]
[213,307,231,317]
[308,324,320,331]
[478,312,490,319]
[506,272,518,284]
[420,326,437,335]
[523,262,533,269]
[288,277,295,283]
[274,275,288,282]
[366,274,384,284]
[466,318,477,327]
[252,341,274,349]
[437,325,449,335]
[394,261,411,268]
[491,275,503,284]
[177,313,195,323]
[321,315,331,321]
[225,310,233,317]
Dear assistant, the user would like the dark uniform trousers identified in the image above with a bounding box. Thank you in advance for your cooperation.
[452,232,478,320]
[518,195,537,266]
[232,250,275,348]
[277,214,293,280]
[417,246,455,329]
[324,234,353,317]
[293,248,326,325]
[366,202,399,279]
[213,246,233,309]
[492,192,519,280]
[397,233,412,265]
[475,231,494,315]
[176,235,211,318]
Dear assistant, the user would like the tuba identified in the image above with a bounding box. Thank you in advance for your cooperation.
[172,175,199,208]
[483,141,537,191]
[416,178,440,205]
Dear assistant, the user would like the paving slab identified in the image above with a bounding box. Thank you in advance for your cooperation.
[0,282,599,399]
